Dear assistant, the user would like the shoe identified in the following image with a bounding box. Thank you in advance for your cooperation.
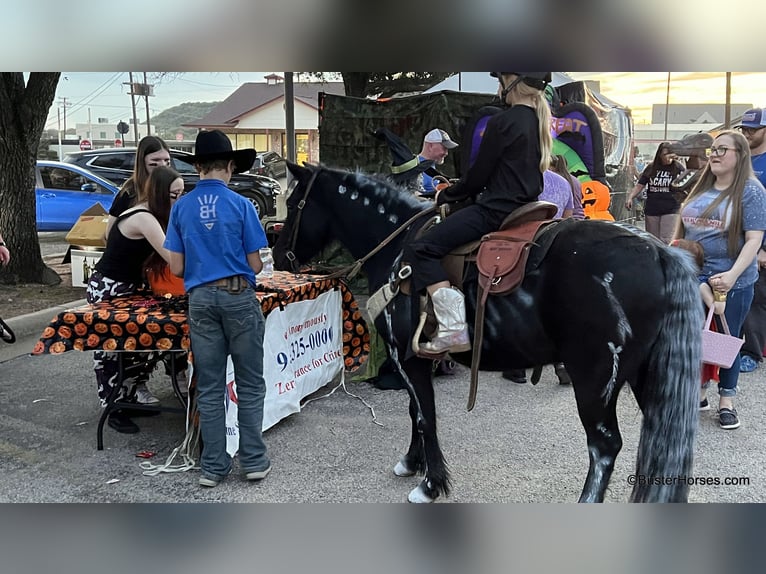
[699,398,710,411]
[0,318,16,344]
[370,372,406,390]
[502,369,527,384]
[718,407,740,430]
[135,383,160,405]
[554,362,571,385]
[199,468,232,488]
[245,465,272,481]
[118,407,161,418]
[107,412,140,434]
[739,355,759,373]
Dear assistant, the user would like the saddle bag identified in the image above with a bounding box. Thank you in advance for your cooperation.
[476,220,554,297]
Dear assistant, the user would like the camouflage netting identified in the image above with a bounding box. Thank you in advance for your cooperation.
[317,90,636,222]
[318,91,497,180]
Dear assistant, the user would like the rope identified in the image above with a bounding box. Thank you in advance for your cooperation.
[140,395,200,475]
[302,371,384,427]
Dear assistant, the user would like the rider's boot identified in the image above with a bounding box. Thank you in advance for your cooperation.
[421,287,471,354]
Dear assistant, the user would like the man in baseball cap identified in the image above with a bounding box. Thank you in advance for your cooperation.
[737,108,766,130]
[419,128,458,195]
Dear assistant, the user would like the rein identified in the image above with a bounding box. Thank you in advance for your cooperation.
[283,168,437,281]
[323,206,437,281]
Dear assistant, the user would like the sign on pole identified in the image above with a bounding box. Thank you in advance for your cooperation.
[79,139,92,151]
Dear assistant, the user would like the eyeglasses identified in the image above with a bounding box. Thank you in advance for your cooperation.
[708,145,737,158]
[738,126,765,135]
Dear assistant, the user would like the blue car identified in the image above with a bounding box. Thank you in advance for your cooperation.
[36,161,119,231]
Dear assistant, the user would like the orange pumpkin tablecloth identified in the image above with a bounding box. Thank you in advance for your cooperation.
[33,271,369,373]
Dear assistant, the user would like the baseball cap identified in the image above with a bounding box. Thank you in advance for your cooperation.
[738,108,766,129]
[424,128,458,149]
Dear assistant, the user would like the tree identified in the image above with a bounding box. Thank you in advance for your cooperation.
[0,72,61,285]
[301,72,456,98]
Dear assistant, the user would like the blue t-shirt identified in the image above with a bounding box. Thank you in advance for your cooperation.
[164,179,268,291]
[751,151,766,187]
[418,155,435,196]
[680,177,766,289]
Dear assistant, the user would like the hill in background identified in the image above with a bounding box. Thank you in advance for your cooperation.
[150,101,220,140]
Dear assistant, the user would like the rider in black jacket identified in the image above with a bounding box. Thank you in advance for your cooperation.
[403,72,553,355]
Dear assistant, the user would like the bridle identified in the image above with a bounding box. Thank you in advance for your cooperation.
[282,167,438,279]
[283,169,320,273]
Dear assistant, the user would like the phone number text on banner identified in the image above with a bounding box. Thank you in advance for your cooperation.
[225,289,343,454]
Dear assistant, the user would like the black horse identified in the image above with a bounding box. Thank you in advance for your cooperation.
[274,162,703,503]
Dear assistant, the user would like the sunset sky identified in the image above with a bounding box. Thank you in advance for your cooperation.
[48,72,766,130]
[568,72,766,125]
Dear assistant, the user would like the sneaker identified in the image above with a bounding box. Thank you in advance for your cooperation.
[699,398,710,411]
[554,362,572,385]
[245,465,272,481]
[199,468,232,488]
[718,407,740,430]
[739,355,759,373]
[107,412,140,434]
[502,369,527,384]
[135,383,160,405]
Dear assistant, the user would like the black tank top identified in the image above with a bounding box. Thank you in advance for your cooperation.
[95,209,155,284]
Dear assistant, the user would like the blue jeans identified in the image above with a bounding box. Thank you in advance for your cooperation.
[189,285,270,479]
[714,285,755,398]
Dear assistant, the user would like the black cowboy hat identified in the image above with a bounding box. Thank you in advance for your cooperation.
[373,127,440,184]
[189,129,256,174]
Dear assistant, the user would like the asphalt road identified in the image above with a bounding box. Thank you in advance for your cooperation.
[0,346,764,502]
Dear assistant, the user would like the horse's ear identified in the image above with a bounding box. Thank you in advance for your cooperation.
[287,161,312,179]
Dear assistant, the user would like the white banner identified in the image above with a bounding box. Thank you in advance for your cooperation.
[224,289,343,456]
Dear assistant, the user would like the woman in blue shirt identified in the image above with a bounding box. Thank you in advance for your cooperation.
[675,130,766,429]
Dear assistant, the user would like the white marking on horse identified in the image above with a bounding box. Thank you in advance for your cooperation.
[338,185,347,195]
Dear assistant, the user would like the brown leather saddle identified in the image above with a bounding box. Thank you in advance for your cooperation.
[402,201,559,408]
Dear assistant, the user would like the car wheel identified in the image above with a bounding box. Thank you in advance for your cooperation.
[243,193,267,218]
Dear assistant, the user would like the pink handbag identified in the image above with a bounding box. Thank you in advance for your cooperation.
[701,306,745,369]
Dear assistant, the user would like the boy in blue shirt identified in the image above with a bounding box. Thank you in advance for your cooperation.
[165,130,271,487]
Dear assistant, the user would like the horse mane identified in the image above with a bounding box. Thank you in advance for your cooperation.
[319,164,432,226]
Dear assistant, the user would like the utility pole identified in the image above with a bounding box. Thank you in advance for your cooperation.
[144,72,151,136]
[663,72,671,140]
[128,72,139,145]
[58,97,69,134]
[724,72,732,129]
[57,107,63,159]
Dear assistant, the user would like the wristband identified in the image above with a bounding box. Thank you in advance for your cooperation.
[713,290,727,303]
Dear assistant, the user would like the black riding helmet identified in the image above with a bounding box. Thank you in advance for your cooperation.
[490,72,551,91]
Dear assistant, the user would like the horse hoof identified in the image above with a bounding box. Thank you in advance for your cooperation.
[408,483,435,503]
[394,460,415,477]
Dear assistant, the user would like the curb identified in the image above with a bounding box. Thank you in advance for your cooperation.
[5,299,86,340]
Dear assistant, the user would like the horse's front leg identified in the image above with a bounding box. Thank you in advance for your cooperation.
[392,358,451,503]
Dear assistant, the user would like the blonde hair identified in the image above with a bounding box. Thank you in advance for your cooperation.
[677,130,754,257]
[500,74,552,173]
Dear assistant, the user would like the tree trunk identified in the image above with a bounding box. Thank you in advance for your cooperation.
[0,72,61,285]
[342,73,371,98]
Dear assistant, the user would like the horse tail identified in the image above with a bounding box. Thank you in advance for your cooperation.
[631,247,702,502]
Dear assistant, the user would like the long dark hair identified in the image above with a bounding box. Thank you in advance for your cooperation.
[143,166,180,277]
[678,130,754,257]
[119,136,171,204]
